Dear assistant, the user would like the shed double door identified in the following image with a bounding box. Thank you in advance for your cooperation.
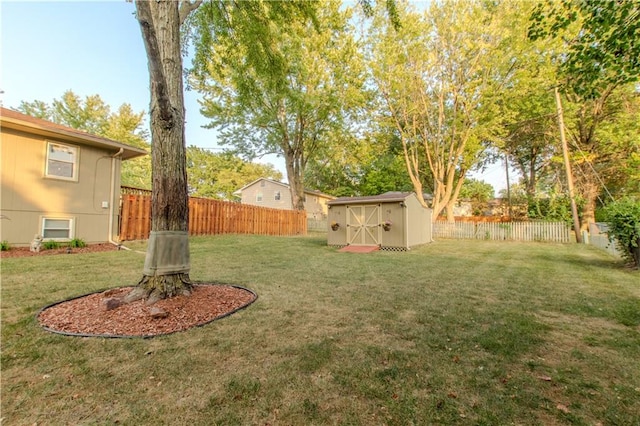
[346,205,381,246]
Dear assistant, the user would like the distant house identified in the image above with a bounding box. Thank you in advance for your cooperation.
[234,178,335,218]
[0,107,147,247]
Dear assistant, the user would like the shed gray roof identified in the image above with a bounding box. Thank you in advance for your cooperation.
[328,192,415,206]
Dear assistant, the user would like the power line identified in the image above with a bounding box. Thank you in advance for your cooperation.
[190,146,227,151]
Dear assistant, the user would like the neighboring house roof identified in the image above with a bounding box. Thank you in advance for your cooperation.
[0,107,148,160]
[235,178,289,193]
[329,191,419,206]
[234,177,335,199]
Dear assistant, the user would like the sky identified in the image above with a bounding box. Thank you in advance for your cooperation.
[0,0,512,194]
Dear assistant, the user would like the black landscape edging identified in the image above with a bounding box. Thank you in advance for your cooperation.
[36,283,258,339]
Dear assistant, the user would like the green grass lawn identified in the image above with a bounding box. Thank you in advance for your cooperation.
[2,235,639,425]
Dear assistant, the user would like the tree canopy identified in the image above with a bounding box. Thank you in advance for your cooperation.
[186,147,282,199]
[366,0,520,221]
[189,0,365,210]
[529,0,640,98]
[182,0,638,229]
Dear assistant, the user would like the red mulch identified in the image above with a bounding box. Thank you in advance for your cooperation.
[1,243,119,258]
[38,285,257,338]
[3,243,257,337]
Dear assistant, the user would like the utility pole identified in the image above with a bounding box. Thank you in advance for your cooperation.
[554,86,582,243]
[504,152,512,219]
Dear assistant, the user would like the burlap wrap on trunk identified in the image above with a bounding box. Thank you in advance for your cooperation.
[143,231,190,276]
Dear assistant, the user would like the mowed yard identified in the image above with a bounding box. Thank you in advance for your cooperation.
[2,235,639,425]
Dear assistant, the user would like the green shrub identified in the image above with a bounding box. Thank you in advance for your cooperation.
[1,240,10,251]
[604,197,640,269]
[68,238,86,248]
[527,194,582,223]
[42,240,61,250]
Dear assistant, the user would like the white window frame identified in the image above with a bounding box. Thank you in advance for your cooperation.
[274,191,281,201]
[256,193,263,202]
[45,141,79,181]
[41,217,74,241]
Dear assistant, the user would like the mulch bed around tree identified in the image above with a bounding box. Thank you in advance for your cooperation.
[6,242,257,337]
[38,284,257,338]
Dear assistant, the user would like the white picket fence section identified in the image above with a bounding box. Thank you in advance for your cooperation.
[586,222,623,258]
[308,218,329,232]
[433,221,571,243]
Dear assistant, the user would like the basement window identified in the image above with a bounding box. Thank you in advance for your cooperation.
[42,217,74,240]
[45,142,78,181]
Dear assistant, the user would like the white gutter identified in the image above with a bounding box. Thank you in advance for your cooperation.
[108,148,130,250]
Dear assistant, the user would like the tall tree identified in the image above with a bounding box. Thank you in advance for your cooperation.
[129,0,320,302]
[367,0,515,221]
[528,0,640,229]
[190,0,363,210]
[126,0,202,304]
[498,15,564,200]
[562,84,640,229]
[16,91,151,188]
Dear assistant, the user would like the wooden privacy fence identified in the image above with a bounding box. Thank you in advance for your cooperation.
[433,221,571,243]
[119,194,307,241]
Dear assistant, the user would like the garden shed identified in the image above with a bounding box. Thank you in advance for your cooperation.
[327,192,432,251]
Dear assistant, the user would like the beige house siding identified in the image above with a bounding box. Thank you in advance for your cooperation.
[0,108,146,246]
[304,192,333,219]
[238,178,334,218]
[240,179,291,211]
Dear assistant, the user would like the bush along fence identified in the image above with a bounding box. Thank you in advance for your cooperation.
[119,194,307,241]
[433,221,571,243]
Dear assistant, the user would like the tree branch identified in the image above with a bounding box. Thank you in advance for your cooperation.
[135,0,173,126]
[179,0,203,25]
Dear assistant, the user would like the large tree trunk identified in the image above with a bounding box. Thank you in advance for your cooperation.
[577,171,599,233]
[283,146,306,211]
[128,0,197,304]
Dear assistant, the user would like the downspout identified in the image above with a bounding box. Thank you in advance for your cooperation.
[108,148,129,250]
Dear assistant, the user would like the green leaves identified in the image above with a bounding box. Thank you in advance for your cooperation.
[367,0,518,218]
[604,197,640,268]
[528,0,640,98]
[189,0,366,208]
[186,147,282,200]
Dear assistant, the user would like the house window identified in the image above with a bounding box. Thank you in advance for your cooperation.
[256,193,263,202]
[274,191,281,201]
[46,142,78,180]
[42,217,74,240]
[260,180,266,187]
